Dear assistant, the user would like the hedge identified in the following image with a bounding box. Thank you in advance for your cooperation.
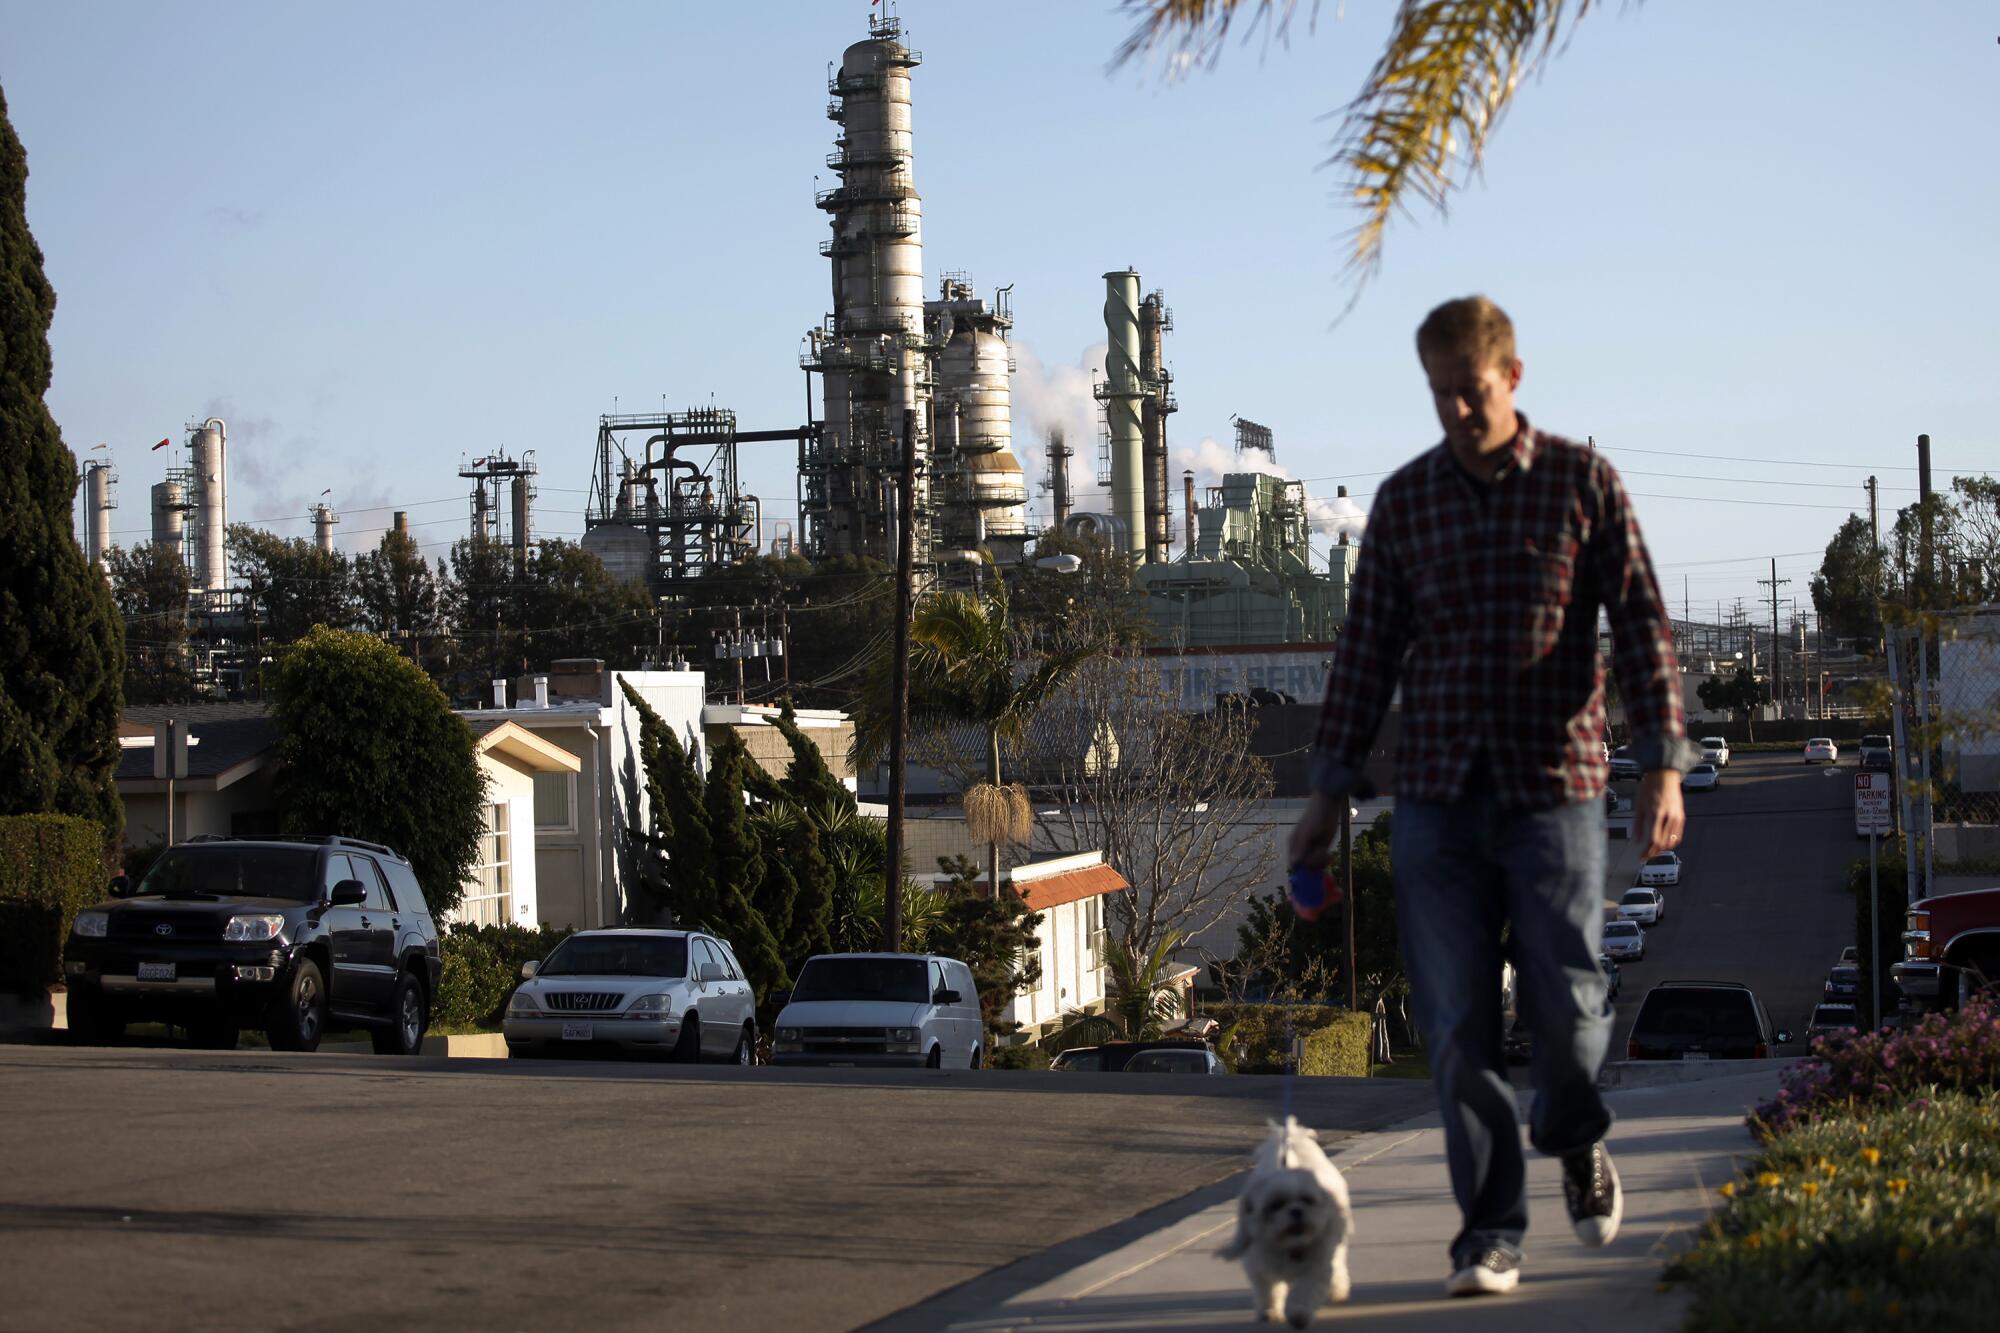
[432,922,573,1029]
[987,1043,1052,1070]
[0,815,107,998]
[1299,1011,1374,1078]
[1210,1003,1344,1074]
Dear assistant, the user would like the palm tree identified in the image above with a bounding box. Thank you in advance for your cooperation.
[1105,930,1188,1040]
[855,574,1106,896]
[1117,0,1603,287]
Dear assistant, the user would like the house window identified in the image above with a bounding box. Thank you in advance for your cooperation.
[532,771,573,831]
[462,802,512,926]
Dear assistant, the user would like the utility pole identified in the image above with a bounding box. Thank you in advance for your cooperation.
[883,409,918,953]
[1341,800,1357,1013]
[1758,559,1790,716]
[1916,434,1934,604]
[733,607,746,706]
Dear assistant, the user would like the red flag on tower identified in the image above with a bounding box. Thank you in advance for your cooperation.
[151,437,170,450]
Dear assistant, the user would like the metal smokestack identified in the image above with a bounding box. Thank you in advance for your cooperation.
[84,459,116,571]
[1138,291,1174,564]
[512,473,532,574]
[1099,269,1146,563]
[311,502,339,554]
[190,418,228,593]
[393,510,409,536]
[1183,470,1197,559]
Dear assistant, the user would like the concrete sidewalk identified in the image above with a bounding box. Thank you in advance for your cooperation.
[883,1066,1781,1332]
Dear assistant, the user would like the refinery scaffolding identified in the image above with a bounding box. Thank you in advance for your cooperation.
[459,450,538,574]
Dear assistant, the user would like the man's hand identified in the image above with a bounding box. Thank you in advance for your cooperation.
[1288,790,1344,871]
[1633,769,1686,859]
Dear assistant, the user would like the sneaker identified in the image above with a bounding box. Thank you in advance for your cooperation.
[1563,1141,1623,1246]
[1446,1248,1521,1297]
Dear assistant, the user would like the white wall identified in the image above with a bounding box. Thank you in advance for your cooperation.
[1002,895,1109,1034]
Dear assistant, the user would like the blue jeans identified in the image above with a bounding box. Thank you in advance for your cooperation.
[1392,776,1613,1266]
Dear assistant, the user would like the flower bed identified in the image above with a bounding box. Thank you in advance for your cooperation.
[1669,998,2000,1327]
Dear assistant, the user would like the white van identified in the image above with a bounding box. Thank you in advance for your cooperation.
[770,953,985,1069]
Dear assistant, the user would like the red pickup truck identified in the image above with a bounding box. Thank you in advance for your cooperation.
[1894,887,2000,1012]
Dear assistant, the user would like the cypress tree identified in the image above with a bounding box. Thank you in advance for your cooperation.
[0,86,123,835]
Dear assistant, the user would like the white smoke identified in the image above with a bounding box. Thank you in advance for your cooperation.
[1009,339,1110,513]
[1171,435,1368,543]
[201,399,399,553]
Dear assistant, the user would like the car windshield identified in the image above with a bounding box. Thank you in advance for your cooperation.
[134,845,319,901]
[1811,1005,1856,1026]
[1829,966,1857,982]
[1691,764,1716,775]
[1646,855,1676,866]
[1621,890,1654,903]
[791,957,931,1005]
[1605,922,1639,936]
[1809,738,1833,747]
[1702,738,1725,747]
[539,935,687,978]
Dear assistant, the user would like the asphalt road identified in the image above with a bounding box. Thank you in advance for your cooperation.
[1604,750,1866,1056]
[0,1047,1431,1333]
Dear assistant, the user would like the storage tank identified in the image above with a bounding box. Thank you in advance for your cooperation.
[582,524,652,587]
[189,418,228,592]
[151,480,185,556]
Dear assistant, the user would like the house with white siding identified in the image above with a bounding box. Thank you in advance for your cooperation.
[986,851,1130,1040]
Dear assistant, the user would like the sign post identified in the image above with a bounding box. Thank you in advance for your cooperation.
[153,719,189,846]
[1855,771,1894,1028]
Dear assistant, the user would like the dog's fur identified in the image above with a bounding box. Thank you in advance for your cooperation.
[1218,1117,1354,1328]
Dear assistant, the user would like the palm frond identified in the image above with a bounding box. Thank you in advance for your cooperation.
[1334,0,1595,280]
[1113,0,1307,71]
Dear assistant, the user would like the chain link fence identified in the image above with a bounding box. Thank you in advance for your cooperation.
[1886,609,2000,891]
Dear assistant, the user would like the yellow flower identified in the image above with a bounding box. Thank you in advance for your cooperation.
[1858,1123,1870,1133]
[1847,1288,1866,1307]
[1802,1182,1821,1197]
[1887,1178,1910,1195]
[1956,1216,1970,1232]
[1887,1301,1903,1318]
[1862,1147,1882,1166]
[1744,1233,1764,1249]
[1779,1226,1797,1243]
[1822,1162,1839,1178]
[1897,1245,1914,1264]
[1758,1172,1782,1188]
[1719,1182,1736,1198]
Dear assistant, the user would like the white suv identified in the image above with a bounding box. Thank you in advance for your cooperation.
[772,953,984,1069]
[504,929,758,1064]
[1699,736,1730,768]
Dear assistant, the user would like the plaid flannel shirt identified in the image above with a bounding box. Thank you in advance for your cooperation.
[1310,418,1697,810]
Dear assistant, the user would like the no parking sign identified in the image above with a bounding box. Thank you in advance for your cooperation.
[1854,770,1894,835]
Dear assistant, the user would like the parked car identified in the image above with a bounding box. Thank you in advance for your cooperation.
[1698,736,1731,768]
[1051,1039,1215,1072]
[1626,980,1791,1060]
[1639,852,1683,887]
[64,835,440,1054]
[1805,1002,1859,1043]
[1684,762,1721,793]
[1895,887,2000,1013]
[1618,887,1665,925]
[1608,746,1641,782]
[1823,964,1860,1002]
[1839,945,1859,964]
[1598,952,1623,1003]
[1122,1047,1228,1074]
[1602,919,1647,961]
[1803,737,1839,764]
[1857,734,1893,771]
[503,928,756,1063]
[770,953,984,1068]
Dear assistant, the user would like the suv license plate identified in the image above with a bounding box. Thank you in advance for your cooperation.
[561,1024,593,1041]
[1681,1051,1711,1061]
[137,962,175,982]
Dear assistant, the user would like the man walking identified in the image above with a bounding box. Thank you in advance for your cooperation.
[1289,296,1693,1297]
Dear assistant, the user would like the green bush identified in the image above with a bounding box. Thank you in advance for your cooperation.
[432,922,573,1029]
[987,1043,1052,1071]
[1209,1003,1343,1074]
[1670,1089,2000,1328]
[1299,1012,1374,1077]
[0,815,107,997]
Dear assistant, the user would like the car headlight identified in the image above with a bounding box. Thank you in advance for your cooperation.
[776,1026,800,1042]
[889,1027,917,1043]
[626,993,672,1014]
[72,911,109,938]
[506,989,539,1013]
[222,913,286,942]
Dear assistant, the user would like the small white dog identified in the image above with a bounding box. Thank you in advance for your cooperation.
[1218,1116,1354,1328]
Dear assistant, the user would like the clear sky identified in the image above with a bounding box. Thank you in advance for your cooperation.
[5,1,1995,624]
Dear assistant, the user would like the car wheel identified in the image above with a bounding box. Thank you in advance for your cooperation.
[925,1045,942,1069]
[65,985,123,1044]
[970,1046,982,1070]
[506,1043,540,1059]
[267,958,326,1053]
[673,1014,701,1063]
[371,972,428,1055]
[188,1017,239,1050]
[731,1024,754,1067]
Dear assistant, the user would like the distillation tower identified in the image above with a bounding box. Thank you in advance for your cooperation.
[928,274,1028,564]
[460,451,538,573]
[83,457,116,571]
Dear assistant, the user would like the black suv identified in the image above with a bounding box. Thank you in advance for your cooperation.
[1626,980,1791,1061]
[65,836,441,1054]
